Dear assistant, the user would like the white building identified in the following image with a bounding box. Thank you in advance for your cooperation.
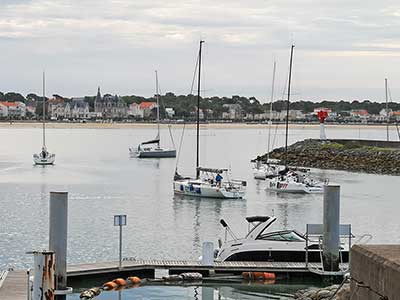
[165,107,175,118]
[128,103,144,118]
[222,104,243,120]
[0,101,26,118]
[70,98,89,119]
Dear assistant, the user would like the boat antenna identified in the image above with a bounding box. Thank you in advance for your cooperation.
[267,61,276,161]
[385,78,389,141]
[196,40,204,179]
[285,45,295,168]
[42,71,46,150]
[155,70,160,146]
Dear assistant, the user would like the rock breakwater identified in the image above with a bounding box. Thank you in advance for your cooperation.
[294,283,350,300]
[258,139,400,175]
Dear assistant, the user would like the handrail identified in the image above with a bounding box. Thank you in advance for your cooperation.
[353,234,373,245]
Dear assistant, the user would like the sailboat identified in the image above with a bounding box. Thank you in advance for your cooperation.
[173,41,246,199]
[33,72,55,165]
[253,61,283,180]
[266,46,324,194]
[130,71,176,158]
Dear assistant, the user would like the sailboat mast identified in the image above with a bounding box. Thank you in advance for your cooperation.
[285,45,295,167]
[42,71,46,149]
[385,78,389,141]
[267,61,276,161]
[155,70,160,146]
[196,40,204,179]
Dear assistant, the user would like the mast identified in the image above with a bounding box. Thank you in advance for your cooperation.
[155,70,160,146]
[196,40,204,179]
[267,61,276,161]
[285,45,295,168]
[42,71,46,149]
[385,78,389,141]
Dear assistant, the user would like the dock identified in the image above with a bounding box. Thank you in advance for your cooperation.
[0,260,349,298]
[67,259,349,277]
[0,270,28,300]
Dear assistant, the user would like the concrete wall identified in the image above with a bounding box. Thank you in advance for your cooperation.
[350,245,400,300]
[329,139,400,149]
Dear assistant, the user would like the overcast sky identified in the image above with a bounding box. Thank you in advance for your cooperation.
[1,0,400,102]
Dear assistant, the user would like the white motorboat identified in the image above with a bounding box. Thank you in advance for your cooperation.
[173,41,246,199]
[33,72,55,165]
[266,170,324,194]
[174,168,246,199]
[215,216,350,263]
[130,71,176,158]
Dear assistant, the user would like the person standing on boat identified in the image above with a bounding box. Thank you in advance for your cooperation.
[216,173,223,187]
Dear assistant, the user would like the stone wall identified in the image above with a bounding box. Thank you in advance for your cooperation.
[350,245,400,300]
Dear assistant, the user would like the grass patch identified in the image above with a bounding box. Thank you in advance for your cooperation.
[320,142,345,150]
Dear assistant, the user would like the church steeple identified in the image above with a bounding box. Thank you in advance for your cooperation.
[96,86,101,102]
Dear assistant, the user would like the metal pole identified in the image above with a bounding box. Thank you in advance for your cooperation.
[27,269,31,300]
[32,251,55,300]
[385,78,389,141]
[285,45,295,167]
[196,40,204,179]
[322,184,340,272]
[49,192,68,300]
[119,225,122,270]
[42,71,46,149]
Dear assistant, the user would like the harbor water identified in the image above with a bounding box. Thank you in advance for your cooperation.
[0,124,398,298]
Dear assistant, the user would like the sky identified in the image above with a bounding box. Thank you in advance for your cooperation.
[1,0,400,103]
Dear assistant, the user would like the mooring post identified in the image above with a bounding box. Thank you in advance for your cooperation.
[31,251,55,300]
[322,184,340,272]
[49,192,68,300]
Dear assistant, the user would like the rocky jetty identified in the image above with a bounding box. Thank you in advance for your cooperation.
[258,139,400,175]
[294,283,350,300]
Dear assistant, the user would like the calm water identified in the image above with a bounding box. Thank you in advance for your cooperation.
[0,124,398,298]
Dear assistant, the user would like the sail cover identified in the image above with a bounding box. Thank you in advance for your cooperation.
[141,138,160,145]
[197,167,228,174]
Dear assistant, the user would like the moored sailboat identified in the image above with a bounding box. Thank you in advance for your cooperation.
[33,72,55,165]
[266,45,323,194]
[130,71,176,158]
[173,41,246,199]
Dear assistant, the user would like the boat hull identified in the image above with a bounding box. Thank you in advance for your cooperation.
[137,149,176,158]
[266,179,323,194]
[33,155,55,165]
[173,180,245,199]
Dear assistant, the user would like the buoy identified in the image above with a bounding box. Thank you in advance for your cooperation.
[242,271,275,281]
[113,278,127,286]
[127,276,141,284]
[103,281,118,290]
[263,272,276,280]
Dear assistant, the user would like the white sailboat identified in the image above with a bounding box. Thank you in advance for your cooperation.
[130,71,176,158]
[253,61,282,180]
[266,45,323,194]
[33,72,55,165]
[173,41,246,199]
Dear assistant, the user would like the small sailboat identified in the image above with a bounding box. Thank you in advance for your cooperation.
[130,71,176,158]
[253,61,282,180]
[33,72,55,165]
[266,45,323,194]
[173,41,246,199]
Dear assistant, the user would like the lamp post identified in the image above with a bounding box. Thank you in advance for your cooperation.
[114,215,127,270]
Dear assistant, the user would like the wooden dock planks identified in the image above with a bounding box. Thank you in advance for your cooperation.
[0,270,28,300]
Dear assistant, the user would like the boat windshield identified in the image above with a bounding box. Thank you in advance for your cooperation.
[257,230,305,242]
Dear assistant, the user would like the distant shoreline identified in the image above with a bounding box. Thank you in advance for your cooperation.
[0,121,394,130]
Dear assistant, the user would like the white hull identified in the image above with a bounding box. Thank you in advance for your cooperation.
[266,177,324,194]
[173,179,245,199]
[33,153,55,165]
[129,147,176,158]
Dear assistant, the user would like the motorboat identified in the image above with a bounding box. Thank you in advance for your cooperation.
[33,72,55,165]
[266,170,324,194]
[173,167,246,199]
[130,70,176,158]
[173,41,246,199]
[215,216,350,263]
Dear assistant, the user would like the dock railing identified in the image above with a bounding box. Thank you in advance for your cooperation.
[305,223,352,275]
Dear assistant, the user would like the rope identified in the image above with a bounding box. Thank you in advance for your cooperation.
[175,50,200,171]
[168,125,176,150]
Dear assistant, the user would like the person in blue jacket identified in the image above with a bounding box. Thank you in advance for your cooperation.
[215,173,223,187]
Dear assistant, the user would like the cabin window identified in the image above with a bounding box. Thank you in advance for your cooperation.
[257,231,304,242]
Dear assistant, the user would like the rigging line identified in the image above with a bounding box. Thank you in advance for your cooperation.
[175,51,200,171]
[175,122,186,171]
[168,125,176,150]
